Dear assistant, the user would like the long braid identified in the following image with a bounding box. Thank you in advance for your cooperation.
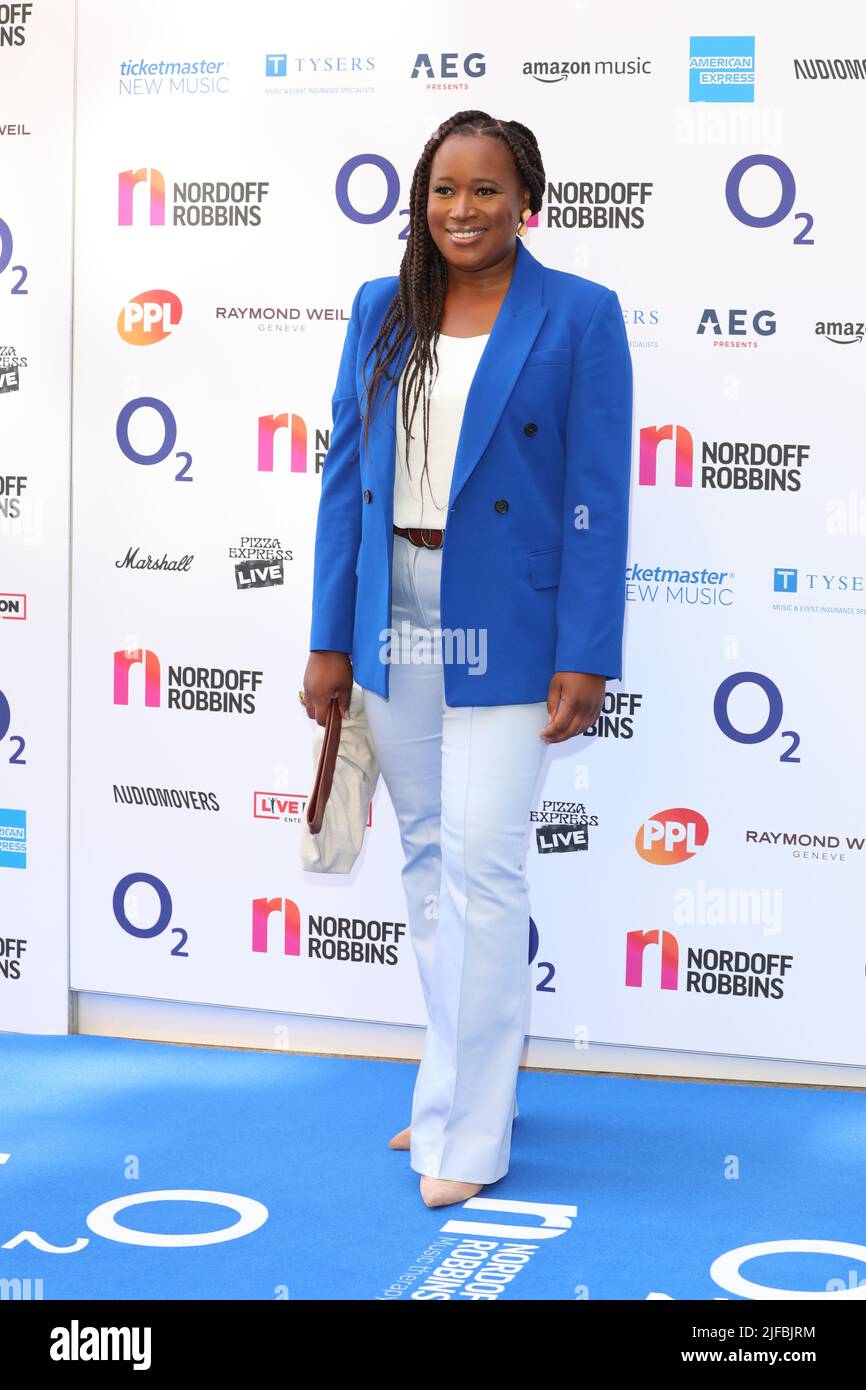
[359,111,546,503]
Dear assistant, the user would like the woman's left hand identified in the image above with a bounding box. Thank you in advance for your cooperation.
[539,672,605,743]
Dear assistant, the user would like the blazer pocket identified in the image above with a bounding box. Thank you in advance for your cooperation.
[528,546,563,589]
[526,348,571,366]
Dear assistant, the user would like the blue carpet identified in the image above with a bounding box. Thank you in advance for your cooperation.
[1,1034,864,1300]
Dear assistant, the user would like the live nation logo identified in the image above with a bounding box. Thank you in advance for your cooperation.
[229,536,293,590]
[254,790,372,828]
[530,799,598,854]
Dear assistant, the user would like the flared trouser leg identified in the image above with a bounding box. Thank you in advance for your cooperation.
[364,534,549,1183]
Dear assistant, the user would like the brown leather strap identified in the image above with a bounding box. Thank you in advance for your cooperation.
[306,695,342,834]
[393,524,445,548]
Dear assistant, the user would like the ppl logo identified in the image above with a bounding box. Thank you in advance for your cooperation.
[118,290,183,345]
[252,897,301,955]
[636,808,709,865]
[119,167,166,225]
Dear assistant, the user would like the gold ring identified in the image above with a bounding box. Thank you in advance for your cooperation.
[298,690,307,706]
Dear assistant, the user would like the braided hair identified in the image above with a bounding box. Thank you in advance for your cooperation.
[359,111,546,503]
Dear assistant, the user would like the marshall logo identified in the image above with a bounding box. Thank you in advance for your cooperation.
[115,546,194,573]
[531,799,598,854]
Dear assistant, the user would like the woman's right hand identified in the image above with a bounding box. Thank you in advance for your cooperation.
[303,651,353,725]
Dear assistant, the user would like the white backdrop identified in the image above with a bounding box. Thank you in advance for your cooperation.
[0,0,75,1031]
[8,0,865,1066]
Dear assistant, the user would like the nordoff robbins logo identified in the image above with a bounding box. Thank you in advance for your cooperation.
[379,622,487,674]
[50,1320,151,1369]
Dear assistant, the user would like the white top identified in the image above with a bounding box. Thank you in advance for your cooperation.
[393,333,490,529]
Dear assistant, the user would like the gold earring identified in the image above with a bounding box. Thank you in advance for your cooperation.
[517,211,529,237]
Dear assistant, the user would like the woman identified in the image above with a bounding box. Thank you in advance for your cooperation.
[303,111,633,1208]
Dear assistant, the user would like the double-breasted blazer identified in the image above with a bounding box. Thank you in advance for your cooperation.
[309,235,633,706]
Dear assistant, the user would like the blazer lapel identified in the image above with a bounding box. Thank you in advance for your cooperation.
[360,236,548,526]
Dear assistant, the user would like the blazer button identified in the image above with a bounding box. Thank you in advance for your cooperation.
[524,422,538,436]
[494,498,509,514]
[363,488,372,502]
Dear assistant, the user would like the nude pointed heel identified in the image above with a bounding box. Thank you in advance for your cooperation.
[420,1175,484,1207]
[389,1125,411,1150]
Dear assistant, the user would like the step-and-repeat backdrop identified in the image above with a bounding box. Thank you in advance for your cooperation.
[5,0,866,1065]
[1,0,75,1030]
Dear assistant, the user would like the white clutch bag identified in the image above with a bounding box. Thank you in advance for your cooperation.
[299,682,380,874]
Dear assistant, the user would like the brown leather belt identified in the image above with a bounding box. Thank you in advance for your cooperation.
[393,524,444,549]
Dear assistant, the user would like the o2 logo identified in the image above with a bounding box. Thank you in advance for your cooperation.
[714,671,800,762]
[335,155,410,238]
[113,872,189,956]
[0,688,25,765]
[0,1167,268,1255]
[0,216,28,294]
[528,915,556,992]
[116,397,193,482]
[725,154,814,244]
[336,153,541,239]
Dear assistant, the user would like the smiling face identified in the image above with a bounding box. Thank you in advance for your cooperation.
[426,132,531,274]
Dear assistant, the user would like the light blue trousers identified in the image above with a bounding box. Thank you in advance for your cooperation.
[363,532,550,1184]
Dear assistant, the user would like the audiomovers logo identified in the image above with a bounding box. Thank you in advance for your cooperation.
[635,808,709,865]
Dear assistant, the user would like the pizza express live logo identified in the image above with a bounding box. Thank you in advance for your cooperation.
[633,808,794,999]
[229,536,293,590]
[530,800,598,855]
[113,648,263,713]
[0,346,26,395]
[118,167,270,227]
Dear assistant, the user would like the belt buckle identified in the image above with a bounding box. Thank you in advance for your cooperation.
[419,527,437,549]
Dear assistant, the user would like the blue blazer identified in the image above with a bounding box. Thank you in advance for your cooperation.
[309,235,633,706]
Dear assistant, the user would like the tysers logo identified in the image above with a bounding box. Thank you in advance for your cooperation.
[118,290,183,345]
[636,808,709,865]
